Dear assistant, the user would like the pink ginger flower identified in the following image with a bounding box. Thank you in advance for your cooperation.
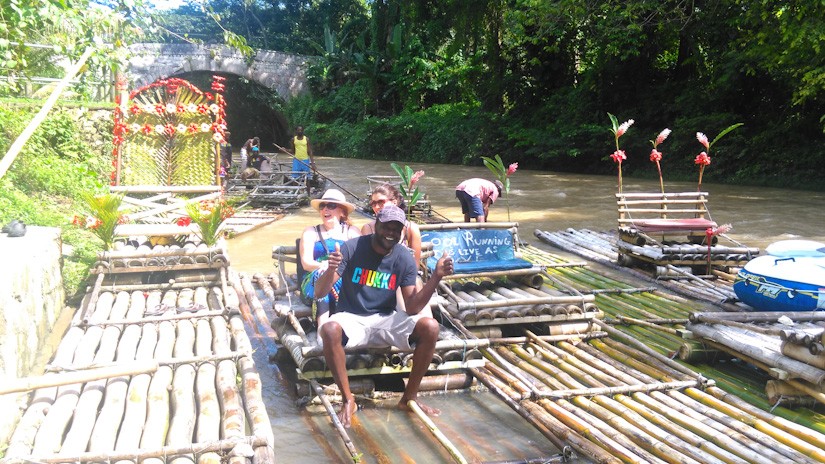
[649,149,662,162]
[695,152,711,166]
[616,119,634,138]
[655,129,671,147]
[696,132,710,149]
[410,170,425,187]
[610,150,626,164]
[506,163,518,176]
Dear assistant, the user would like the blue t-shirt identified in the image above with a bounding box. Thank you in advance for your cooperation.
[337,235,417,315]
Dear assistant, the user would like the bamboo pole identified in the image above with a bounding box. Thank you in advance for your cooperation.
[211,315,246,464]
[689,323,825,385]
[685,386,825,462]
[239,273,280,353]
[168,301,197,464]
[32,290,115,454]
[308,379,360,460]
[569,395,701,464]
[1,436,268,464]
[652,391,812,464]
[408,400,469,464]
[611,394,749,464]
[703,385,825,451]
[88,308,143,453]
[691,312,825,324]
[60,322,121,455]
[73,309,228,328]
[194,306,222,464]
[113,324,158,463]
[591,320,700,380]
[140,317,175,462]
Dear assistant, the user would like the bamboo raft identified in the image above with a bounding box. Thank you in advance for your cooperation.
[686,311,825,408]
[263,226,825,462]
[221,209,284,237]
[1,242,275,464]
[535,228,748,310]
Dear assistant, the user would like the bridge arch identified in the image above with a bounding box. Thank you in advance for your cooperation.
[126,43,310,100]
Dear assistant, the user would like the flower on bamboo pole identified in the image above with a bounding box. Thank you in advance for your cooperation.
[481,154,517,221]
[391,163,425,218]
[693,123,743,191]
[72,192,127,250]
[608,113,633,193]
[649,128,670,194]
[185,199,235,247]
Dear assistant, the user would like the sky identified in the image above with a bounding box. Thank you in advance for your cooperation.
[147,0,189,11]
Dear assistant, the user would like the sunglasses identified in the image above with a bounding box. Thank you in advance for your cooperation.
[318,202,339,210]
[369,198,390,208]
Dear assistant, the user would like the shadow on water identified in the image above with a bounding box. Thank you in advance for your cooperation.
[231,156,825,462]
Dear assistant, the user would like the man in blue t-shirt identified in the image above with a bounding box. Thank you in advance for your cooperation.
[314,204,454,428]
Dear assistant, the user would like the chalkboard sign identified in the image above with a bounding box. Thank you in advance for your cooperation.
[422,229,532,273]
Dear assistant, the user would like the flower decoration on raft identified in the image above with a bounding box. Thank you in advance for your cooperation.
[109,75,227,185]
[391,163,425,218]
[184,199,235,247]
[482,154,518,221]
[694,122,743,191]
[71,193,127,250]
[649,128,671,194]
[607,113,633,193]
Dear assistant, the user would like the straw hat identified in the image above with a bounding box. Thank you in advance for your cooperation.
[310,189,355,214]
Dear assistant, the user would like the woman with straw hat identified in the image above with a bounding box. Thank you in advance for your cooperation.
[300,189,361,321]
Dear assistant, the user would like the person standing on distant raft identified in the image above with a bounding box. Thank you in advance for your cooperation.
[314,204,454,428]
[455,178,503,222]
[290,125,315,179]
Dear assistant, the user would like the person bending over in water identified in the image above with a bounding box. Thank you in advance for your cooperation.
[314,204,454,428]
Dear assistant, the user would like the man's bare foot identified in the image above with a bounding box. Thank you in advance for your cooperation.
[398,399,441,416]
[337,400,358,428]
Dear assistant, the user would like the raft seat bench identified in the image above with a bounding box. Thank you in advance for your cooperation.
[615,192,759,270]
[617,191,716,241]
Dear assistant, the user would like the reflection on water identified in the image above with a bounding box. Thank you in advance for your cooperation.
[231,156,825,461]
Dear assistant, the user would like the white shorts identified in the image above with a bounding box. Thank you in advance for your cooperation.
[320,311,428,350]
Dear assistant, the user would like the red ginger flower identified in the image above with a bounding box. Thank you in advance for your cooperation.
[695,152,711,166]
[649,149,662,162]
[507,163,518,176]
[610,150,626,164]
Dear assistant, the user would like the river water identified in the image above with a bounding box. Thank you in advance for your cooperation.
[229,156,825,463]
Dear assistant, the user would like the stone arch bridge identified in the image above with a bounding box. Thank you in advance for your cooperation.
[127,43,309,99]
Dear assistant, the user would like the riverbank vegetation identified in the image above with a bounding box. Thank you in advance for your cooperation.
[0,105,114,298]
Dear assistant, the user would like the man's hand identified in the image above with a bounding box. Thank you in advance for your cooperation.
[327,242,342,271]
[433,250,454,279]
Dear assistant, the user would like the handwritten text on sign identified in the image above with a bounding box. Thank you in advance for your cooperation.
[423,229,516,264]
